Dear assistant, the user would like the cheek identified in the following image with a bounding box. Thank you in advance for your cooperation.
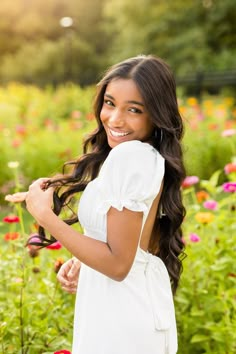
[100,106,107,124]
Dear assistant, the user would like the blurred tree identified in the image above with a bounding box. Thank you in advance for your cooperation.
[104,0,236,74]
[0,0,235,85]
[0,0,111,85]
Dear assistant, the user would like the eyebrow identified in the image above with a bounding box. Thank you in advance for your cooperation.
[104,93,144,107]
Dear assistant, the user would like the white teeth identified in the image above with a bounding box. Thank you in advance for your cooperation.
[109,129,129,137]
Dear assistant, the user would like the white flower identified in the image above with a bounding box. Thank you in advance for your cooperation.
[7,161,20,169]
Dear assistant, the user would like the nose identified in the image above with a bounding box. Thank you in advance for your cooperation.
[108,108,124,126]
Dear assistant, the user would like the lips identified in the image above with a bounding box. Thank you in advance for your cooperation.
[109,128,129,137]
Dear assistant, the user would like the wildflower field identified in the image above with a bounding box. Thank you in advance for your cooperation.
[0,83,236,353]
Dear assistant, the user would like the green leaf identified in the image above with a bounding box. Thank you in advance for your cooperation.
[190,334,209,343]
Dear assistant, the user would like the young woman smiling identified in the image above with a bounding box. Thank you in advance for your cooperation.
[6,55,186,354]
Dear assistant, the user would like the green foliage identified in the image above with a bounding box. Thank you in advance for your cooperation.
[175,180,236,353]
[181,96,236,179]
[0,84,236,352]
[0,208,74,353]
[0,83,95,203]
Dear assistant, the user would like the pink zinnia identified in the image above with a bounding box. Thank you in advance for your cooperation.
[189,233,201,243]
[224,162,236,174]
[222,182,236,193]
[46,241,62,250]
[203,200,218,211]
[182,176,199,188]
[27,234,42,250]
[221,129,236,137]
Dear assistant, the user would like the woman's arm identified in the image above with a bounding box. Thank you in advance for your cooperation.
[7,178,143,281]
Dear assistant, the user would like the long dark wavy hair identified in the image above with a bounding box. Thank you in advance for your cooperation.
[31,55,186,293]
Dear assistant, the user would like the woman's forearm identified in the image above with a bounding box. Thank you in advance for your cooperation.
[37,210,126,281]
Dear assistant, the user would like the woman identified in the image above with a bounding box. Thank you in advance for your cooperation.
[5,55,186,354]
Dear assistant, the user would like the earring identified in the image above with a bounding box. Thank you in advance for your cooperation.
[154,128,163,143]
[160,129,163,143]
[159,204,166,219]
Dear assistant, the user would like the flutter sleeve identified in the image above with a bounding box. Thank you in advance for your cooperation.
[97,140,165,215]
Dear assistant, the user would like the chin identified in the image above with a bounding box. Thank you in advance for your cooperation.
[107,136,134,149]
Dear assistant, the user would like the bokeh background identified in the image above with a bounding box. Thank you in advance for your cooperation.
[0,1,235,353]
[0,0,235,88]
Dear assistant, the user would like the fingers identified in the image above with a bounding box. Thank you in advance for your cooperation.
[29,178,51,191]
[61,284,77,294]
[5,192,28,203]
[57,258,80,294]
[67,258,81,280]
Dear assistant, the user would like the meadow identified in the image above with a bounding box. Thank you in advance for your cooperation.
[0,83,235,353]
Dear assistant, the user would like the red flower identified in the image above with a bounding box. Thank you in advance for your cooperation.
[54,350,71,354]
[3,215,20,223]
[46,241,62,250]
[4,232,20,241]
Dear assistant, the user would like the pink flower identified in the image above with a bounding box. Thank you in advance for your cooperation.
[16,125,27,136]
[203,200,218,210]
[224,162,236,174]
[189,233,201,242]
[27,234,42,257]
[54,350,71,354]
[221,129,236,137]
[28,234,41,244]
[222,182,236,193]
[3,215,20,223]
[182,176,199,188]
[71,110,82,119]
[46,241,62,250]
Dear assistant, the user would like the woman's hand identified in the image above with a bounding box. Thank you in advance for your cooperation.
[25,178,54,222]
[57,258,81,294]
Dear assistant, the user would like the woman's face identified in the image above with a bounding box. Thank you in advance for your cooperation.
[100,78,153,148]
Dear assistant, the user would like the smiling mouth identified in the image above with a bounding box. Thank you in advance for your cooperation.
[109,128,130,137]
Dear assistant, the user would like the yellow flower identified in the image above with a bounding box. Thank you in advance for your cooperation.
[195,212,214,224]
[187,97,198,106]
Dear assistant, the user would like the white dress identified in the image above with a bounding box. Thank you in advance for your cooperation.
[72,140,178,354]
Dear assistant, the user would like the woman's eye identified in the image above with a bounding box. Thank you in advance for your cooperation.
[129,107,142,114]
[104,99,114,106]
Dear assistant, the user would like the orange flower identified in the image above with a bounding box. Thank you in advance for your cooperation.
[196,190,210,203]
[195,212,214,224]
[54,258,64,273]
[4,232,20,241]
[86,112,95,121]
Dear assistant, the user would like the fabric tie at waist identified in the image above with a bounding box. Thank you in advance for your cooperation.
[145,253,174,331]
